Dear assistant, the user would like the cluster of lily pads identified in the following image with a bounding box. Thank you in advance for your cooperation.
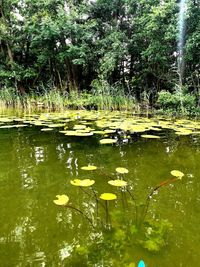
[53,166,129,226]
[53,165,184,230]
[1,111,200,145]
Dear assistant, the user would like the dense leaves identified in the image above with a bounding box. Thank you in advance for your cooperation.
[0,0,199,106]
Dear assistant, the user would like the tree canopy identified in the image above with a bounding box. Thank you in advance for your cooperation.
[0,0,199,105]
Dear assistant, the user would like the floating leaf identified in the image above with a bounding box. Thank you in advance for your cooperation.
[81,165,97,171]
[92,130,106,135]
[100,193,117,201]
[74,132,93,136]
[41,128,53,131]
[48,123,66,128]
[104,129,116,134]
[170,170,184,178]
[175,130,192,135]
[53,195,69,206]
[64,130,79,136]
[108,180,127,187]
[116,167,129,174]
[99,138,117,144]
[70,179,95,187]
[73,124,86,130]
[141,135,160,139]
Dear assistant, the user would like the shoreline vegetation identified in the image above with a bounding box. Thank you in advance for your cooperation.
[0,1,200,117]
[0,87,199,116]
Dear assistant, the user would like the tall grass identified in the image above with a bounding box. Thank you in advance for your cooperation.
[0,86,139,111]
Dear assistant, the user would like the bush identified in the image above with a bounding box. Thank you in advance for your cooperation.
[157,90,196,114]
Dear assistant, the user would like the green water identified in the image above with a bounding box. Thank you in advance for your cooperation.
[0,110,200,267]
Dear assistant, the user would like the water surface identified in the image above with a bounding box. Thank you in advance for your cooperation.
[0,110,200,267]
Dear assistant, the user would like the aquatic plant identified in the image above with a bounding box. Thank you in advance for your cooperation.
[115,167,129,174]
[108,180,127,187]
[53,195,69,206]
[70,179,95,187]
[100,139,117,144]
[100,193,117,226]
[81,165,97,171]
[53,194,95,228]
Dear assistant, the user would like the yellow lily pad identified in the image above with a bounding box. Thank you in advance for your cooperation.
[81,165,97,171]
[104,129,116,134]
[53,195,69,206]
[171,170,184,178]
[100,138,117,144]
[116,167,129,174]
[92,130,106,135]
[175,130,192,135]
[73,124,86,130]
[48,123,66,128]
[141,135,160,139]
[41,128,53,131]
[74,132,93,136]
[100,193,117,201]
[108,180,127,187]
[70,179,95,187]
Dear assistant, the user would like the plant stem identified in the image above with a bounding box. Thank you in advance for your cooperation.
[66,205,95,229]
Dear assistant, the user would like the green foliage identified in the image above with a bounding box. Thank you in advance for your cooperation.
[0,0,200,113]
[157,89,196,114]
[139,219,173,252]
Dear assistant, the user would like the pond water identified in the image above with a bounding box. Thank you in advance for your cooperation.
[0,110,200,267]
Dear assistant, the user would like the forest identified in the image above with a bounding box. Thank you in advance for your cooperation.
[0,0,200,112]
[1,2,200,266]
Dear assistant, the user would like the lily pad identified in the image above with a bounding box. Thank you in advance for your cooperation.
[170,170,184,178]
[116,167,129,174]
[100,138,117,144]
[81,165,97,171]
[100,193,117,201]
[70,179,95,187]
[41,128,53,131]
[108,180,127,187]
[53,195,69,206]
[141,135,160,139]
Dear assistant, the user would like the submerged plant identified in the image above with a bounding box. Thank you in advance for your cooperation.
[53,167,185,256]
[100,193,117,227]
[53,194,95,228]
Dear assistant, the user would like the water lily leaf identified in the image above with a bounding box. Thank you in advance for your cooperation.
[70,179,95,187]
[0,125,15,129]
[141,135,160,139]
[81,165,97,171]
[53,195,69,206]
[74,132,93,136]
[116,167,129,174]
[100,138,117,144]
[73,124,86,130]
[48,123,66,128]
[104,129,116,134]
[92,130,106,135]
[64,130,78,136]
[0,118,13,123]
[170,170,184,178]
[175,130,192,135]
[100,193,117,200]
[108,180,127,187]
[41,128,53,131]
